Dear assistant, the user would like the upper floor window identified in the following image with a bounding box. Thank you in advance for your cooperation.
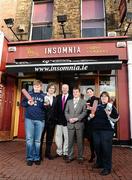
[81,0,105,37]
[31,1,53,40]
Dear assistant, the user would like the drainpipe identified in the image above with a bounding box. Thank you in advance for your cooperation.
[127,41,132,145]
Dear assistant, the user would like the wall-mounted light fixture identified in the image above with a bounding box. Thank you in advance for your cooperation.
[57,15,67,38]
[4,18,20,41]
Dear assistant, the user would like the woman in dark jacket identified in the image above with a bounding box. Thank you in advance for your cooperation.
[85,87,98,163]
[40,82,57,160]
[90,91,119,176]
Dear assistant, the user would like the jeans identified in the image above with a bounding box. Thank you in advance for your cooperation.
[25,118,45,161]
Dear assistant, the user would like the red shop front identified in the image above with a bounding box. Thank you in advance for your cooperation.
[0,36,129,144]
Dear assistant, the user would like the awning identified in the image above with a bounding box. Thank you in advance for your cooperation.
[6,59,122,73]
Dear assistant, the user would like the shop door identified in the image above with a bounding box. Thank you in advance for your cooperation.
[17,80,34,138]
[0,76,15,140]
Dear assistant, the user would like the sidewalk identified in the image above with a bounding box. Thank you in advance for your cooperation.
[0,141,132,180]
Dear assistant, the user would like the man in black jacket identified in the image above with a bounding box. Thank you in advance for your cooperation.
[55,84,72,160]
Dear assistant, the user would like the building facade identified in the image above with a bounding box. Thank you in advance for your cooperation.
[0,0,131,143]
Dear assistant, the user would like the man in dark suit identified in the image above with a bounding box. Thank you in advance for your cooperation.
[65,87,87,164]
[55,84,72,160]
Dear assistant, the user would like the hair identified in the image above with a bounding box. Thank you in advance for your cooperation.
[100,91,110,102]
[62,84,69,89]
[46,82,57,92]
[33,80,42,86]
[73,86,80,92]
[86,87,94,92]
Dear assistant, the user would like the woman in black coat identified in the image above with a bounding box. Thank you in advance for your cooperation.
[90,91,119,176]
[40,82,57,160]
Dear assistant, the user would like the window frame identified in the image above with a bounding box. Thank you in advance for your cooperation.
[81,0,106,38]
[30,1,53,40]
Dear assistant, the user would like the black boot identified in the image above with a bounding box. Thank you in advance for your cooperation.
[88,153,95,163]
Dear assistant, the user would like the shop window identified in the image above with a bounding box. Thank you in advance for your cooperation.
[99,76,116,97]
[31,1,53,40]
[99,70,116,75]
[81,0,105,37]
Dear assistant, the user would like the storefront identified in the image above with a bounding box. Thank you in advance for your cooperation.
[0,36,130,144]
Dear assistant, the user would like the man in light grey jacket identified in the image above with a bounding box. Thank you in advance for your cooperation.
[65,87,87,164]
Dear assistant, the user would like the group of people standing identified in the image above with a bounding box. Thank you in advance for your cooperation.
[22,79,119,176]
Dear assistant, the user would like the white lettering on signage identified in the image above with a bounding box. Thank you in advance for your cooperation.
[45,46,81,55]
[35,64,88,72]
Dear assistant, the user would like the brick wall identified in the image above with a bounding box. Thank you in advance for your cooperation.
[0,0,32,41]
[15,0,32,41]
[105,0,120,34]
[0,0,18,41]
[0,0,132,40]
[105,0,132,37]
[52,0,81,38]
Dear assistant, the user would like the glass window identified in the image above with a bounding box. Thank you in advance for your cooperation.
[80,79,95,100]
[32,25,52,40]
[99,76,116,97]
[81,0,105,37]
[31,2,53,40]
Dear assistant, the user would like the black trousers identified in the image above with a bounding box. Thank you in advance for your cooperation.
[88,131,95,158]
[93,130,114,171]
[40,121,55,159]
[84,121,95,158]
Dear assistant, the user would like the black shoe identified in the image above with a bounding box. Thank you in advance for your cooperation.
[34,161,41,165]
[88,157,94,163]
[88,154,95,163]
[100,169,111,176]
[65,158,74,163]
[78,159,84,164]
[55,154,62,158]
[27,161,33,166]
[63,155,68,160]
[45,154,54,160]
